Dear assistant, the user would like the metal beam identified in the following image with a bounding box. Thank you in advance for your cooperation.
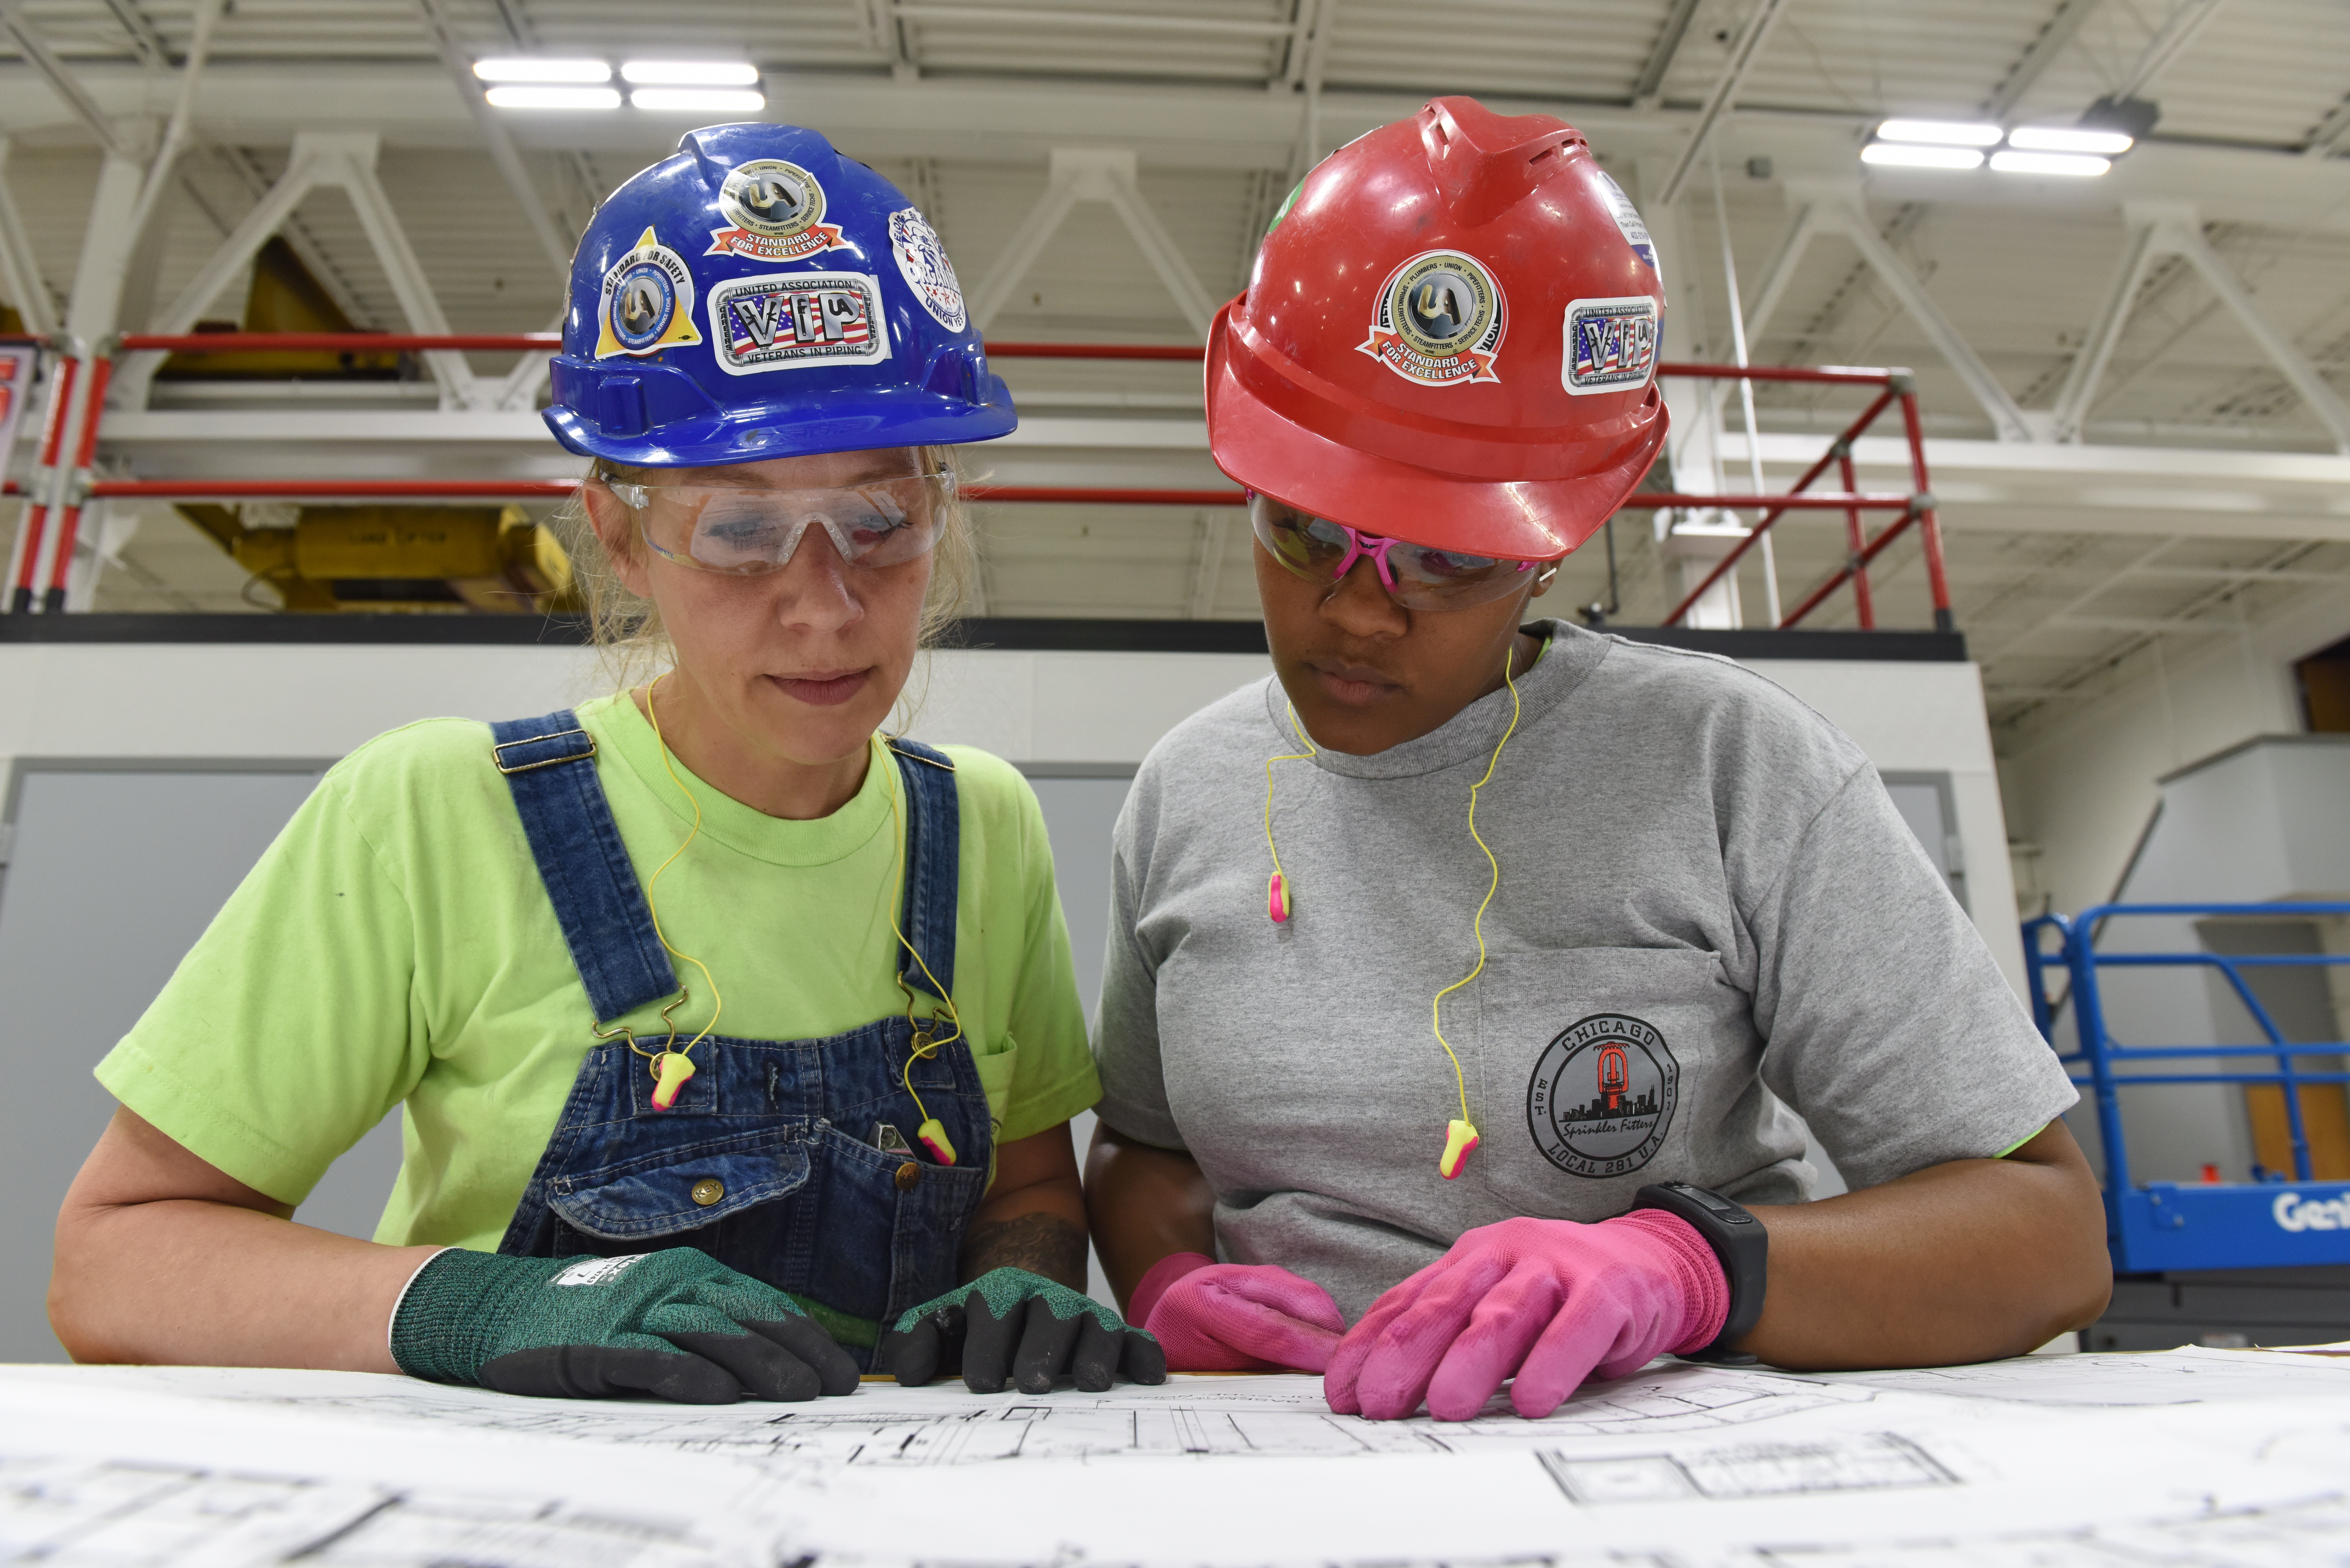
[0,138,56,335]
[1630,0,1704,109]
[1655,0,1793,207]
[412,0,572,276]
[1981,0,2110,119]
[969,149,1215,339]
[891,4,1292,36]
[2050,216,2163,441]
[97,0,171,67]
[2151,205,2350,451]
[2113,0,2231,99]
[1189,513,1231,618]
[0,0,130,160]
[2303,96,2350,159]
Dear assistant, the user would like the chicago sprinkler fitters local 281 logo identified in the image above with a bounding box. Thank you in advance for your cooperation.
[1526,1013,1679,1178]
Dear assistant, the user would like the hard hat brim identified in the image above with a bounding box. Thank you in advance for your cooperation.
[544,373,1019,469]
[1205,309,1666,562]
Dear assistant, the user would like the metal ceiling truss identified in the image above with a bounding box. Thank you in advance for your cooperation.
[968,147,1217,339]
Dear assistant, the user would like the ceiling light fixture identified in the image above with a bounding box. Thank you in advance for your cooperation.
[1988,149,2112,177]
[2008,126,2134,155]
[1874,119,2003,147]
[629,88,767,113]
[472,57,610,83]
[1860,143,1986,170]
[484,85,622,109]
[620,61,760,85]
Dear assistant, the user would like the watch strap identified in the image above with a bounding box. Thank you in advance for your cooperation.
[1631,1181,1768,1362]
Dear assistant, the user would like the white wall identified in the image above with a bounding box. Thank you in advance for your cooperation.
[1999,591,2350,924]
[0,641,2020,978]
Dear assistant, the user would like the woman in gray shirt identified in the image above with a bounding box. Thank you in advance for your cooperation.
[1084,97,2108,1422]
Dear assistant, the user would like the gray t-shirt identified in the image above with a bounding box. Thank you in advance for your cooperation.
[1092,620,2077,1319]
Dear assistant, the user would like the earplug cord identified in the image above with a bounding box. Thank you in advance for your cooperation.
[881,736,965,1127]
[642,672,724,1065]
[1429,644,1525,1130]
[1262,705,1318,918]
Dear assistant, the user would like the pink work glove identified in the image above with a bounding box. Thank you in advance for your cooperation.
[1325,1212,1728,1421]
[1130,1252,1348,1373]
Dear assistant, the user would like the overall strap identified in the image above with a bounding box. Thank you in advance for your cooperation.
[887,738,960,1004]
[490,710,680,1024]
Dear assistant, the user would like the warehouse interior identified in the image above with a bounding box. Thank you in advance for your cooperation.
[2,0,2348,1370]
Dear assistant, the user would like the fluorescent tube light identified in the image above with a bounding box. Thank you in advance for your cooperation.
[1989,149,2111,177]
[1860,143,1985,170]
[629,88,767,113]
[2008,126,2134,155]
[473,57,610,82]
[485,85,622,109]
[1875,119,2002,147]
[620,60,760,85]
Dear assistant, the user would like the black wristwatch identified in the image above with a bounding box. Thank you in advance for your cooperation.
[1631,1182,1768,1364]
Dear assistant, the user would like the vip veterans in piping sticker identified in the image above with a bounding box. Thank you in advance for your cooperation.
[706,158,850,262]
[1562,295,1660,396]
[707,271,891,375]
[593,227,702,359]
[1358,248,1506,387]
[1525,1013,1680,1178]
[889,209,968,332]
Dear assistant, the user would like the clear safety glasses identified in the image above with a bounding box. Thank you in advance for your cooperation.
[596,470,956,576]
[1248,494,1555,611]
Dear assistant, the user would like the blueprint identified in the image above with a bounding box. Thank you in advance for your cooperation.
[4,1353,2349,1566]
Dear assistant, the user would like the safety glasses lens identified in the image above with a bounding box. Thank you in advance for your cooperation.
[618,474,951,575]
[1247,496,1541,609]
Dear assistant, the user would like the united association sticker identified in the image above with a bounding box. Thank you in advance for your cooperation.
[1562,296,1660,396]
[593,227,702,360]
[707,271,891,375]
[1359,249,1505,387]
[1594,170,1661,274]
[1525,1012,1679,1178]
[888,208,967,331]
[706,159,850,263]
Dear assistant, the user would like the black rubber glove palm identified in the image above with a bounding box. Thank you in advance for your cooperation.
[390,1248,860,1404]
[880,1267,1167,1393]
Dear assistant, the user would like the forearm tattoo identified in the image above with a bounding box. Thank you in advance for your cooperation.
[961,1211,1088,1292]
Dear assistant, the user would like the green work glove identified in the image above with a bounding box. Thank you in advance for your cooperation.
[880,1267,1168,1394]
[390,1248,861,1405]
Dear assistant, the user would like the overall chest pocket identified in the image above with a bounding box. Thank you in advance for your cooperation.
[1471,947,1758,1218]
[546,1127,815,1241]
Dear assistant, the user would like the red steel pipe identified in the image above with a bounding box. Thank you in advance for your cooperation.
[88,478,1250,505]
[41,354,115,609]
[1780,509,1922,629]
[1899,390,1953,631]
[982,342,1207,361]
[1638,492,1911,511]
[1658,387,1901,628]
[9,352,75,611]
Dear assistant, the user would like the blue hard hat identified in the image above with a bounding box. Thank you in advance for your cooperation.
[544,123,1016,467]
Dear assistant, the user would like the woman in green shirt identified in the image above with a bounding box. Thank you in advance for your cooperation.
[49,124,1162,1404]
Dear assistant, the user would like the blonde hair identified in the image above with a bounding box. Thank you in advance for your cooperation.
[552,444,977,706]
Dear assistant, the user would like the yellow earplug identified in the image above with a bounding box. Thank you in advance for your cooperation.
[650,1051,696,1111]
[916,1118,958,1166]
[1439,1118,1480,1180]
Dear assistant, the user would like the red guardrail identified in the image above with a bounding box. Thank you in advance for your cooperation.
[14,338,1944,630]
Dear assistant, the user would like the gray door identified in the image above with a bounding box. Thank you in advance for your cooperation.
[0,762,403,1362]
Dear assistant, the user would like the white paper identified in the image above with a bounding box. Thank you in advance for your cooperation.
[6,1353,2350,1566]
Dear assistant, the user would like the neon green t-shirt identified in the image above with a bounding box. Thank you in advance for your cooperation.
[95,692,1101,1249]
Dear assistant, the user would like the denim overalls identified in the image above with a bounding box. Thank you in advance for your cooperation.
[484,710,993,1363]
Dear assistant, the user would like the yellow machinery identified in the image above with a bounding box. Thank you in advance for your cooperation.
[175,503,577,614]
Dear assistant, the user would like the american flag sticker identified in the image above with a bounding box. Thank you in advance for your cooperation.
[1562,296,1660,396]
[707,271,892,376]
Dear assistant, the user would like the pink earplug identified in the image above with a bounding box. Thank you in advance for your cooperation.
[1268,871,1291,923]
[916,1117,958,1166]
[1439,1119,1480,1179]
[650,1051,695,1111]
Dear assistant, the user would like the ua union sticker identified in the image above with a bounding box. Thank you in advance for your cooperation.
[706,159,850,263]
[1561,295,1659,396]
[594,227,702,359]
[1359,249,1505,387]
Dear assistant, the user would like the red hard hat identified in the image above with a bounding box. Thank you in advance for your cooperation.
[1207,96,1669,561]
